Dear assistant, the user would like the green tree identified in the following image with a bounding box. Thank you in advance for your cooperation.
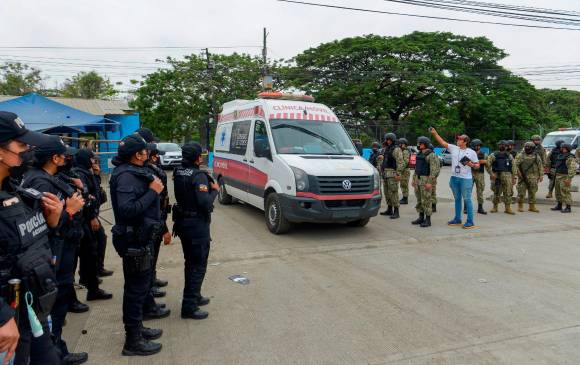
[0,62,43,95]
[60,71,117,99]
[131,53,272,145]
[538,89,580,131]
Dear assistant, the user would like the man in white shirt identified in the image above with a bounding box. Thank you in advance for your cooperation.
[430,128,480,229]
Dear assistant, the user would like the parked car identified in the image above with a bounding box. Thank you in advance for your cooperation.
[439,149,452,166]
[157,142,182,167]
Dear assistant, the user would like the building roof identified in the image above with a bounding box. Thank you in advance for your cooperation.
[0,95,133,115]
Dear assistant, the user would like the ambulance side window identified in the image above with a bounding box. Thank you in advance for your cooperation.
[229,120,251,155]
[254,120,271,160]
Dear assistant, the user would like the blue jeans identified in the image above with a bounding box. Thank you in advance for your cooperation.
[449,176,474,225]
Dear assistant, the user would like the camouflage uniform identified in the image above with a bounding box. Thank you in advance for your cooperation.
[486,151,517,212]
[472,151,487,205]
[533,142,548,168]
[400,148,411,199]
[515,147,543,210]
[546,147,561,198]
[413,150,440,216]
[377,145,405,209]
[555,152,576,207]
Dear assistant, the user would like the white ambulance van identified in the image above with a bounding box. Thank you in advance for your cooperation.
[212,92,381,234]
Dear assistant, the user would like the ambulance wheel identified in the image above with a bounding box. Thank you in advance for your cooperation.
[347,218,370,227]
[265,193,291,234]
[218,178,233,205]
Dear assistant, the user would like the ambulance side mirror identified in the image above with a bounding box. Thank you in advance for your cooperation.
[255,139,271,160]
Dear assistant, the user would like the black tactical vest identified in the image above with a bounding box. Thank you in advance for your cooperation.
[492,152,511,172]
[173,166,205,215]
[555,153,572,174]
[550,148,561,168]
[415,151,431,177]
[381,145,398,170]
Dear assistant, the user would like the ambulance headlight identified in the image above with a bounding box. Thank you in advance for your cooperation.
[373,170,380,190]
[290,166,309,192]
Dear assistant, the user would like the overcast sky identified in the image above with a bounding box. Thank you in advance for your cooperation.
[0,0,579,92]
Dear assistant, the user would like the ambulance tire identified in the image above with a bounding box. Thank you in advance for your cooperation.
[265,193,291,234]
[347,218,370,227]
[218,177,233,205]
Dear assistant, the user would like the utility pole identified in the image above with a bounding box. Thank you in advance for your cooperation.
[205,48,215,151]
[261,27,273,91]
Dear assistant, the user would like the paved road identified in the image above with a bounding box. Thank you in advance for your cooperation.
[65,168,580,364]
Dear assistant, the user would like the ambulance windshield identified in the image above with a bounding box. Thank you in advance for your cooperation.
[270,119,357,155]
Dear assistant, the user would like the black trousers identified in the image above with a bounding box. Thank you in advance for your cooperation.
[14,319,60,365]
[79,226,100,291]
[95,225,107,273]
[123,258,153,332]
[178,229,210,308]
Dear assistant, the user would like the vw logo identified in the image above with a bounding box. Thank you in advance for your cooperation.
[342,179,352,191]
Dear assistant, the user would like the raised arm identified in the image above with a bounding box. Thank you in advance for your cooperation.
[429,128,448,149]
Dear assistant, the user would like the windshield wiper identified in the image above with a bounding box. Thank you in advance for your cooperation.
[272,124,338,149]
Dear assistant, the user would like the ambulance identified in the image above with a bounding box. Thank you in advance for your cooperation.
[212,92,381,234]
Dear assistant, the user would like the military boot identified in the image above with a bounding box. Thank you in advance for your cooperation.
[477,204,487,215]
[411,213,425,225]
[528,203,539,213]
[432,203,437,213]
[546,192,553,199]
[420,215,431,228]
[517,200,524,212]
[505,204,515,215]
[399,196,408,205]
[551,202,562,211]
[390,207,400,219]
[562,205,572,213]
[122,329,162,356]
[490,203,499,213]
[380,205,393,216]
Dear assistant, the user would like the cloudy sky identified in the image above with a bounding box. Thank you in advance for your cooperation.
[0,0,579,92]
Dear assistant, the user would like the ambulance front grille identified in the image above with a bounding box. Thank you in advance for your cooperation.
[314,176,372,194]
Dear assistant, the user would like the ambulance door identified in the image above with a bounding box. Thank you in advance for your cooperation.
[226,120,251,203]
[247,119,272,208]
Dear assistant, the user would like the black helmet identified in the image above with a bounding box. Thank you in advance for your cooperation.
[506,140,515,145]
[561,143,572,152]
[398,137,408,146]
[417,136,431,146]
[498,140,507,146]
[384,133,397,142]
[471,139,482,148]
[555,140,564,148]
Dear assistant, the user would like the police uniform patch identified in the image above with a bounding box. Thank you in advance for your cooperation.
[199,184,208,192]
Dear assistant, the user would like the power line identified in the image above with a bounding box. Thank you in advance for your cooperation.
[0,45,262,50]
[277,0,580,30]
[424,0,580,17]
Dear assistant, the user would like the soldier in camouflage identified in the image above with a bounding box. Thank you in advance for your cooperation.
[515,141,543,213]
[551,143,576,213]
[470,139,488,215]
[486,140,517,214]
[411,136,440,228]
[531,135,547,168]
[546,140,564,199]
[398,138,411,205]
[376,133,404,219]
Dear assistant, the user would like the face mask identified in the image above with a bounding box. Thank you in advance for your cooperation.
[6,149,35,181]
[524,148,533,154]
[499,146,506,152]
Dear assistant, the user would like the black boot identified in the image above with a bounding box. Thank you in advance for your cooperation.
[143,306,171,321]
[151,286,166,298]
[195,295,211,306]
[154,278,168,288]
[420,215,431,228]
[551,202,562,211]
[399,196,408,205]
[141,327,163,341]
[181,306,209,320]
[380,205,393,216]
[86,289,112,301]
[122,329,162,356]
[432,203,437,213]
[390,207,400,219]
[68,300,89,313]
[98,268,114,277]
[561,205,572,213]
[63,352,88,365]
[477,204,487,215]
[411,213,425,225]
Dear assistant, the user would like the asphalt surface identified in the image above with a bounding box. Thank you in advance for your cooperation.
[64,167,580,364]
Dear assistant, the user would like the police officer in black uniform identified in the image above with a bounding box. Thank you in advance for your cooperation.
[136,128,170,299]
[73,149,112,301]
[0,111,61,365]
[173,143,218,320]
[20,136,89,365]
[109,134,168,356]
[91,157,114,278]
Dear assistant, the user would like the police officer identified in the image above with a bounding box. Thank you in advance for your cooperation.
[73,149,112,301]
[368,142,381,168]
[411,136,440,227]
[136,128,170,299]
[551,143,575,213]
[173,143,218,320]
[470,139,488,215]
[109,134,168,356]
[20,136,89,364]
[91,157,114,278]
[0,111,62,364]
[515,142,543,213]
[376,133,404,219]
[546,140,564,199]
[398,138,411,205]
[486,140,517,214]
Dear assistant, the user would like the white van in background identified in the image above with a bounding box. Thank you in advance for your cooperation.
[212,92,381,234]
